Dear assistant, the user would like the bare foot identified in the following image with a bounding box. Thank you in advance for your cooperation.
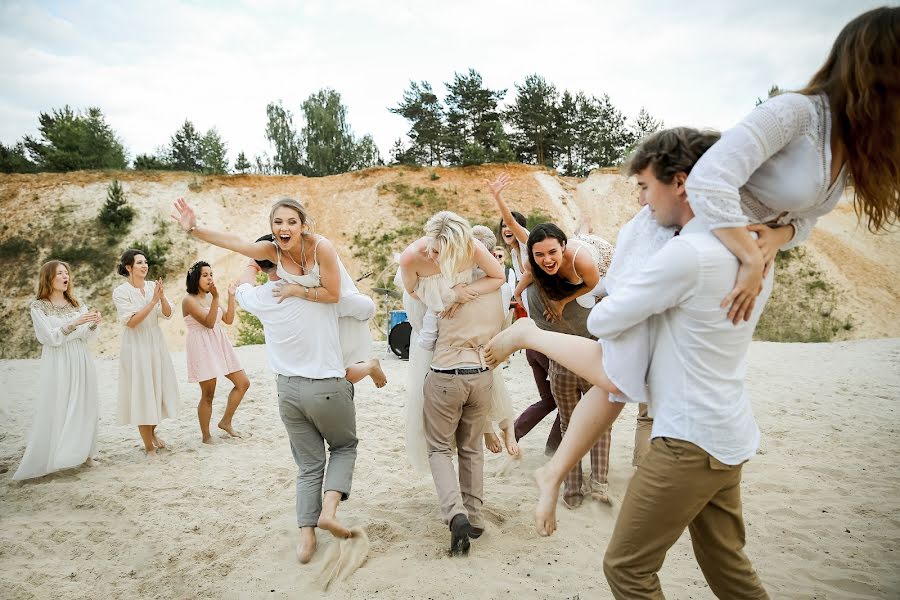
[484,318,537,368]
[83,457,98,467]
[368,359,387,388]
[202,435,218,445]
[297,529,317,564]
[217,422,243,438]
[152,434,167,449]
[500,427,520,458]
[484,432,502,453]
[534,465,561,537]
[590,481,612,506]
[145,448,159,461]
[317,514,352,539]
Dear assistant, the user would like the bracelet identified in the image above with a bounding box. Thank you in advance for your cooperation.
[314,288,319,302]
[62,323,75,335]
[187,225,197,235]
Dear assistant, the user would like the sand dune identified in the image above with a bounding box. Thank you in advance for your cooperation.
[1,339,898,599]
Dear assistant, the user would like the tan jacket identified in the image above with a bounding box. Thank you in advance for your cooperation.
[432,290,504,368]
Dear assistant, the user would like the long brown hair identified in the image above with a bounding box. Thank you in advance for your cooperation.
[799,6,900,232]
[36,260,80,307]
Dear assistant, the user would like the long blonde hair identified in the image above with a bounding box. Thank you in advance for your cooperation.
[36,260,80,307]
[423,211,475,280]
[269,198,310,230]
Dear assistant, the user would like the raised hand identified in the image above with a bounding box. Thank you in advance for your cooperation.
[228,282,237,296]
[171,197,197,232]
[209,281,219,299]
[153,279,165,302]
[486,172,512,198]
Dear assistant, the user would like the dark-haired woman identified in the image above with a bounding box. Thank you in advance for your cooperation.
[15,261,102,480]
[113,249,178,458]
[182,261,249,444]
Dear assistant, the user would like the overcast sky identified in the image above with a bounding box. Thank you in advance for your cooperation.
[0,0,883,163]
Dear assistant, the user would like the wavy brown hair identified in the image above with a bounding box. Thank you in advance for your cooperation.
[799,6,900,232]
[36,260,80,307]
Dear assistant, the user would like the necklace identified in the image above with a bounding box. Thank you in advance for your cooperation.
[285,237,308,274]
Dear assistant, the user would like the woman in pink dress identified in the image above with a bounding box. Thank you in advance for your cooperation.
[181,261,249,444]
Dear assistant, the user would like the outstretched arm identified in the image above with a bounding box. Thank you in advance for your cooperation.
[172,197,278,262]
[487,173,529,245]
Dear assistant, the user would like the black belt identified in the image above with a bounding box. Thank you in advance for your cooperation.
[431,367,490,375]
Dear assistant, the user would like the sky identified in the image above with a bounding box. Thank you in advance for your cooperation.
[0,0,884,164]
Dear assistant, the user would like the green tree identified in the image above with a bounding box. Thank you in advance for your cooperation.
[555,91,580,175]
[133,150,172,170]
[443,69,507,164]
[506,74,559,166]
[199,128,228,174]
[168,120,202,171]
[390,81,446,165]
[581,93,632,169]
[97,179,135,232]
[23,106,127,171]
[0,142,37,173]
[265,101,303,174]
[300,88,379,176]
[630,107,663,143]
[234,151,251,173]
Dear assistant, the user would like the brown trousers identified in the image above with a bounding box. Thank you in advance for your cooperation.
[633,403,653,467]
[423,370,493,529]
[604,438,769,599]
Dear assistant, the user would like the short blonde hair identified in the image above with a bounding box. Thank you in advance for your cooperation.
[423,211,475,280]
[471,225,497,250]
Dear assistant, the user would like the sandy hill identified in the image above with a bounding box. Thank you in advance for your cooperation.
[1,165,898,358]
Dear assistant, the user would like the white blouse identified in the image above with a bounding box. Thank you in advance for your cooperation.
[686,92,848,250]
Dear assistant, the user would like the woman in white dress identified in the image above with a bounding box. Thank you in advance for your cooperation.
[397,211,506,472]
[15,261,102,480]
[113,249,179,458]
[170,198,386,387]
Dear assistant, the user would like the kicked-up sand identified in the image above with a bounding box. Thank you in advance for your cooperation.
[1,339,898,599]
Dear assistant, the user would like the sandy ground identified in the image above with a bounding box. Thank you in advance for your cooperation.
[1,339,899,599]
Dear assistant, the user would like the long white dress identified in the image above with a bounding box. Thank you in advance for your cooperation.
[275,242,375,368]
[14,301,100,480]
[113,281,179,425]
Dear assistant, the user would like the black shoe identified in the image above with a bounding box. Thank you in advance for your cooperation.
[469,527,484,539]
[449,514,472,556]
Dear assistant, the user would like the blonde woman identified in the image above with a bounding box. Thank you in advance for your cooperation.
[396,211,506,472]
[15,261,101,480]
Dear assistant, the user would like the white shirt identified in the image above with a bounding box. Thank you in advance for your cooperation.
[588,218,774,465]
[235,282,345,379]
[686,93,847,250]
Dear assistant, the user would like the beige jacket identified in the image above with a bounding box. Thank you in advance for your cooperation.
[432,290,504,369]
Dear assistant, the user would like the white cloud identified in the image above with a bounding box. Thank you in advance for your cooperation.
[0,0,885,163]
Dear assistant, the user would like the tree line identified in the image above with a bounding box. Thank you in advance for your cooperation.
[1,70,672,177]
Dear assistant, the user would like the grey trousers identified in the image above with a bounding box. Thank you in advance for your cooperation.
[423,370,492,529]
[276,375,357,528]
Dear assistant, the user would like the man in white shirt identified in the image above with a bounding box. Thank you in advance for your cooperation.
[235,252,357,566]
[590,131,773,598]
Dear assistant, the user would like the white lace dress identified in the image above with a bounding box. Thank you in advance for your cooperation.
[276,243,375,368]
[14,301,100,480]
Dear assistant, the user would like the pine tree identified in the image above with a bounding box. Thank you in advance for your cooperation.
[234,151,251,174]
[199,128,228,174]
[168,120,202,171]
[97,179,135,232]
[390,81,446,165]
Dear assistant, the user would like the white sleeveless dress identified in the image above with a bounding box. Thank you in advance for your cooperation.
[276,241,374,368]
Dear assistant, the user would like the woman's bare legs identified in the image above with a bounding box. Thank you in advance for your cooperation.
[198,378,218,443]
[345,359,387,387]
[534,386,625,536]
[218,370,250,437]
[138,425,156,457]
[485,318,620,394]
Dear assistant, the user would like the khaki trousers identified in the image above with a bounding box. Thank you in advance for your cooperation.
[423,370,492,529]
[604,438,769,600]
[633,403,653,467]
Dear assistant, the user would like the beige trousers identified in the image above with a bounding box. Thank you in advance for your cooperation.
[423,370,493,529]
[604,438,769,599]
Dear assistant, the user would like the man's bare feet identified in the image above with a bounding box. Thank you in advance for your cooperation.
[534,465,561,537]
[217,422,243,438]
[484,432,502,453]
[317,514,352,539]
[152,434,167,449]
[297,528,317,564]
[500,427,520,457]
[368,359,387,388]
[590,480,612,505]
[484,318,536,368]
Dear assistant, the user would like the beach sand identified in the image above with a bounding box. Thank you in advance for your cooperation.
[1,339,898,599]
